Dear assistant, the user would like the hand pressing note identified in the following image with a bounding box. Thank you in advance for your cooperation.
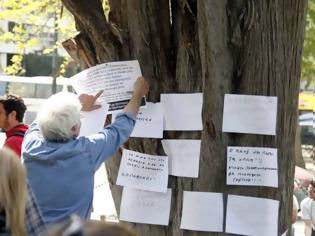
[79,90,104,112]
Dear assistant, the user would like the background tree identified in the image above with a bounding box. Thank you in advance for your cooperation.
[302,0,315,86]
[0,0,77,76]
[60,0,309,235]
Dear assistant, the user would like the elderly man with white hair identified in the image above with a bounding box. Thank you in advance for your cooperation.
[21,76,149,225]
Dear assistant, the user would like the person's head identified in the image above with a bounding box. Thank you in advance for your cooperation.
[0,147,27,236]
[44,215,137,236]
[37,92,81,142]
[0,94,26,129]
[308,180,315,200]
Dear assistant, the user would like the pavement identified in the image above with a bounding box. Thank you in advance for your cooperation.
[91,163,118,221]
[293,220,304,235]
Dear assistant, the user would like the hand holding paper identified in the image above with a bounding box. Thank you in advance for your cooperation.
[123,76,149,117]
[133,76,150,99]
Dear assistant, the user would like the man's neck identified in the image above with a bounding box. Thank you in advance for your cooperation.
[6,121,22,131]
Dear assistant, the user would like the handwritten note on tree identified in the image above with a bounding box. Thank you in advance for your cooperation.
[70,60,144,112]
[222,94,277,135]
[116,149,168,193]
[112,102,164,138]
[119,188,172,225]
[226,146,278,187]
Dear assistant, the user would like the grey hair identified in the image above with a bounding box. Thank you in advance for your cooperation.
[37,92,81,142]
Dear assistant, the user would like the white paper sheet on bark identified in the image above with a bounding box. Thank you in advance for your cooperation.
[226,194,279,236]
[161,139,201,178]
[226,146,278,188]
[119,188,172,225]
[222,94,277,135]
[116,149,168,193]
[180,191,223,232]
[161,93,203,131]
[112,102,164,138]
[70,60,144,113]
[79,104,109,136]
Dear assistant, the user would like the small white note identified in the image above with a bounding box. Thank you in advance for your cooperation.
[116,149,168,193]
[180,191,224,232]
[79,104,109,136]
[226,146,278,188]
[161,93,203,131]
[161,139,201,178]
[120,188,172,226]
[226,194,279,236]
[222,94,277,135]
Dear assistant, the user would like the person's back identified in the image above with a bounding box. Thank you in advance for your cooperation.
[22,77,149,225]
[23,130,102,224]
[0,148,27,236]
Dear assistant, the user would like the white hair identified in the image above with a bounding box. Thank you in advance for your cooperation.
[37,92,81,141]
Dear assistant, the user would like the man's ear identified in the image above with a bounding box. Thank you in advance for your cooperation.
[8,110,17,120]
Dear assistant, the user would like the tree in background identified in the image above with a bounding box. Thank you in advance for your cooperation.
[0,0,78,76]
[60,0,307,235]
[302,0,315,87]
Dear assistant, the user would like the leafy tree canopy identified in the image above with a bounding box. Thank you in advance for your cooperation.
[302,0,315,87]
[0,0,77,75]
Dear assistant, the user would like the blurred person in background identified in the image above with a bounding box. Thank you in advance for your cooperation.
[0,94,28,157]
[0,147,46,236]
[0,147,27,236]
[301,181,315,236]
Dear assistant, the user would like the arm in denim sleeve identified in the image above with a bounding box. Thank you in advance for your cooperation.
[86,112,136,171]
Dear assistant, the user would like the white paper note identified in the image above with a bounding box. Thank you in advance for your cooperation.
[119,188,172,225]
[70,60,144,113]
[79,104,109,136]
[180,191,223,232]
[222,94,277,135]
[161,93,203,131]
[161,139,201,178]
[112,102,164,138]
[226,146,278,188]
[226,194,279,236]
[116,149,168,193]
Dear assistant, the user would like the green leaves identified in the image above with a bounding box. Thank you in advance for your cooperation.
[0,0,76,75]
[302,0,315,85]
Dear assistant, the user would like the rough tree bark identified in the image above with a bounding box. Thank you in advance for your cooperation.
[61,0,308,235]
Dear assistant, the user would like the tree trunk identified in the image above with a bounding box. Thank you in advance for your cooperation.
[61,0,308,235]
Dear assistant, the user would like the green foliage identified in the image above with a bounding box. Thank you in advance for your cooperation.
[302,0,315,86]
[0,0,77,76]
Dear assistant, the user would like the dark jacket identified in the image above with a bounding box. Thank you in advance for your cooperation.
[0,210,10,236]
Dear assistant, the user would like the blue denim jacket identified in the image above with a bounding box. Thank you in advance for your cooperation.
[22,112,135,225]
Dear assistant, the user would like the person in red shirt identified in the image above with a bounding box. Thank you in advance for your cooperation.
[0,94,28,157]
